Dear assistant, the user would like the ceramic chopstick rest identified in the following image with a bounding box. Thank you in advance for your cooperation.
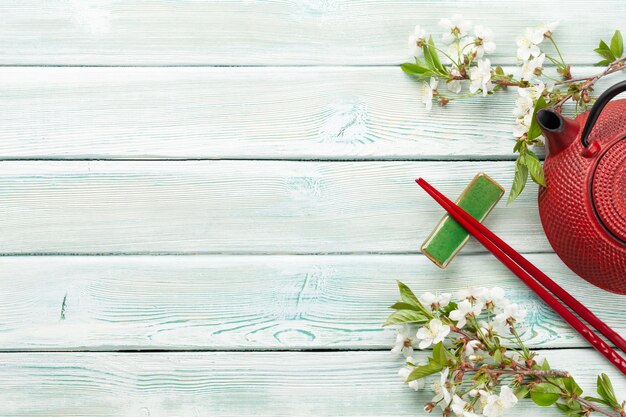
[421,173,504,268]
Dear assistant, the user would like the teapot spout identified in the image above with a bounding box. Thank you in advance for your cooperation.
[536,108,579,156]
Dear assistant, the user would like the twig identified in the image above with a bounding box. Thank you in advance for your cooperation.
[555,56,626,109]
[577,396,622,417]
[462,366,570,378]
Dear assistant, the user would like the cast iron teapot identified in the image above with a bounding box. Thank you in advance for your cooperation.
[536,80,626,294]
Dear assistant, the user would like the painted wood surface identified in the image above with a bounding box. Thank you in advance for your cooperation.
[0,160,552,254]
[2,2,626,414]
[2,67,625,160]
[0,350,623,416]
[0,1,623,66]
[0,254,623,351]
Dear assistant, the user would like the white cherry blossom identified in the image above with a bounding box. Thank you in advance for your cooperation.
[448,41,462,61]
[495,303,528,327]
[455,287,486,302]
[431,367,453,408]
[519,80,546,100]
[419,291,452,311]
[408,25,427,57]
[520,53,545,81]
[513,113,533,138]
[449,299,483,328]
[422,77,439,111]
[516,27,544,60]
[447,67,463,94]
[537,21,559,38]
[451,395,482,417]
[482,386,518,417]
[391,324,414,357]
[477,287,509,309]
[469,59,493,96]
[439,14,472,44]
[464,339,482,357]
[479,319,509,338]
[472,25,496,58]
[415,318,451,349]
[513,95,533,122]
[398,356,427,391]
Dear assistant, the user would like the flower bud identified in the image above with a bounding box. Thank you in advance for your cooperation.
[443,407,451,417]
[424,402,436,413]
[439,97,449,106]
[582,90,590,103]
[455,371,464,382]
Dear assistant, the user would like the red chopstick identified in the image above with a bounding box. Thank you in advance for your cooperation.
[418,178,626,353]
[416,178,626,376]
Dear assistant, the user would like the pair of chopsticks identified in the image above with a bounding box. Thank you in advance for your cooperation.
[416,178,626,376]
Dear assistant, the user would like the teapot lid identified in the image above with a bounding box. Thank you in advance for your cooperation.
[592,140,626,243]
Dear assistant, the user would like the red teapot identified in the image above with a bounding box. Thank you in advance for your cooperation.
[536,81,626,294]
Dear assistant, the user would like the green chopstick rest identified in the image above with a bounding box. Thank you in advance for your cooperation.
[421,173,504,268]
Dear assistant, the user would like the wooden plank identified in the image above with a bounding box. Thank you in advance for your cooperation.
[0,160,551,254]
[0,254,622,351]
[0,350,623,416]
[0,1,623,65]
[2,67,624,160]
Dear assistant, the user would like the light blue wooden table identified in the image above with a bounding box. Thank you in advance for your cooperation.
[0,1,624,415]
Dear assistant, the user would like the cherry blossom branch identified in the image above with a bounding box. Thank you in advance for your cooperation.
[461,365,570,378]
[555,56,626,109]
[577,397,623,417]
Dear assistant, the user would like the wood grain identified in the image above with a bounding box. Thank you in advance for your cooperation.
[0,350,623,416]
[0,1,624,65]
[1,254,622,351]
[2,67,624,160]
[0,160,552,254]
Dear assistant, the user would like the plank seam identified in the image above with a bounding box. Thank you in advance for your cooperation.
[0,157,523,162]
[0,347,600,354]
[0,250,553,256]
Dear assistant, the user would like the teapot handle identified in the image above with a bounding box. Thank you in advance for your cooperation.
[580,80,626,147]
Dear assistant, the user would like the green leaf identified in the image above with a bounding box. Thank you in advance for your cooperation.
[595,59,613,67]
[597,373,619,407]
[527,97,549,141]
[422,36,445,74]
[611,30,623,58]
[442,301,457,315]
[562,377,583,396]
[541,359,551,370]
[428,37,445,71]
[556,402,570,413]
[595,40,616,61]
[584,396,612,407]
[432,342,449,366]
[515,385,530,400]
[526,150,546,187]
[383,309,428,326]
[396,281,420,306]
[493,348,502,365]
[389,301,422,311]
[530,383,562,407]
[507,156,529,205]
[406,361,443,382]
[401,62,430,76]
